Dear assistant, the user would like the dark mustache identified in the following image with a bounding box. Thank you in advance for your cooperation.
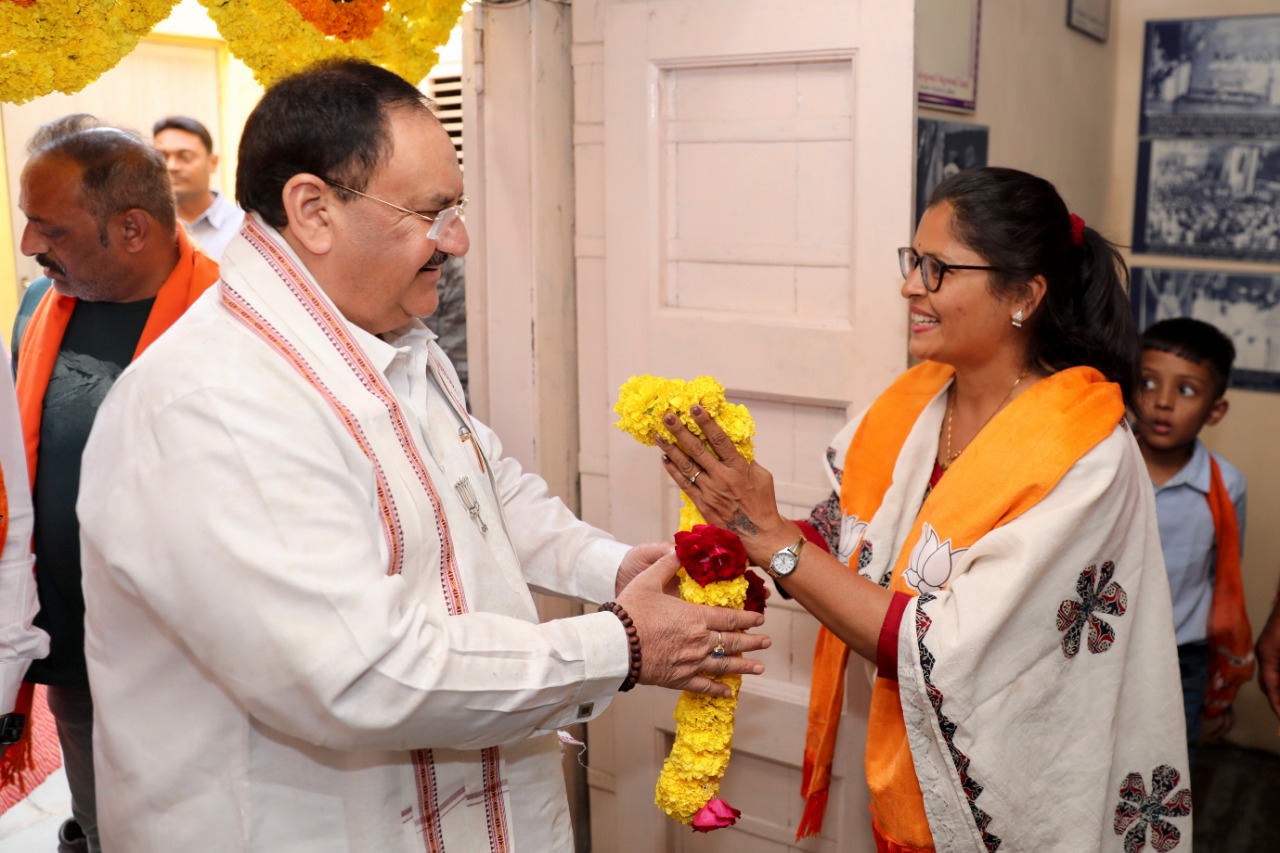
[425,251,449,268]
[35,254,65,277]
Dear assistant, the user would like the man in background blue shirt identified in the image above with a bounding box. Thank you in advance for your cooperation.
[153,116,244,260]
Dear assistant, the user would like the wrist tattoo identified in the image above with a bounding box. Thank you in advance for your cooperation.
[727,510,758,536]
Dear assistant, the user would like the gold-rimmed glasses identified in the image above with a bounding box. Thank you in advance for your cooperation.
[323,178,467,240]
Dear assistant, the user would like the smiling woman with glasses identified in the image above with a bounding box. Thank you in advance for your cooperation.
[652,167,1188,852]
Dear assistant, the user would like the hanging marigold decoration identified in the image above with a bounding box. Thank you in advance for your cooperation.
[0,0,180,104]
[197,0,464,88]
[614,374,764,832]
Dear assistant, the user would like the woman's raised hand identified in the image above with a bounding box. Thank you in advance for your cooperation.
[655,405,788,562]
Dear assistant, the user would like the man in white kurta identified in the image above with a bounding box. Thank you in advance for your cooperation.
[76,60,766,852]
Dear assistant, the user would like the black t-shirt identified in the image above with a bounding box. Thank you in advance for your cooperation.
[25,297,154,688]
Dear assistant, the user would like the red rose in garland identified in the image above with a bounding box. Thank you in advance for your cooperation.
[743,570,767,615]
[674,524,748,586]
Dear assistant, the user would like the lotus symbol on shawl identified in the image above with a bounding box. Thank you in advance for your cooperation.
[904,522,965,594]
[835,515,868,567]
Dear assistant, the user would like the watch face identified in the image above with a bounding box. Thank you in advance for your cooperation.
[770,549,798,577]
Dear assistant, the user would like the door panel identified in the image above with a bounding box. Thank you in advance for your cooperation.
[591,0,915,850]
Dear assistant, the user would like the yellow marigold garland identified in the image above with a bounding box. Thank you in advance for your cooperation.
[197,0,463,88]
[614,374,758,830]
[0,0,180,104]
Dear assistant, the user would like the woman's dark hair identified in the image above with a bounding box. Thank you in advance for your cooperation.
[927,166,1139,410]
[237,59,434,228]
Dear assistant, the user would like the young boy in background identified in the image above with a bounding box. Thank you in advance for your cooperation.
[1136,318,1251,766]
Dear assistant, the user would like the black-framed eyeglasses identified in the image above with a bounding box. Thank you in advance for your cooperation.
[322,178,467,240]
[897,246,1001,293]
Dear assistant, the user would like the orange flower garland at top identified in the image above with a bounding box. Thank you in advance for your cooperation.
[198,0,464,88]
[0,0,180,104]
[285,0,383,41]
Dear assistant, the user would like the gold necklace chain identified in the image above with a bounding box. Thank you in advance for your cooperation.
[942,373,1027,470]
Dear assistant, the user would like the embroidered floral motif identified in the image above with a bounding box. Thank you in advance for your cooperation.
[858,540,873,572]
[1056,561,1128,658]
[807,490,843,556]
[825,447,843,484]
[1113,764,1192,852]
[904,522,965,593]
[915,593,1002,851]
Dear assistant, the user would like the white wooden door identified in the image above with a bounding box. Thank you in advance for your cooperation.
[588,1,916,850]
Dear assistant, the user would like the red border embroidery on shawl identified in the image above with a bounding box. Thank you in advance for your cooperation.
[412,749,447,852]
[221,284,405,574]
[240,220,468,614]
[914,592,1001,851]
[481,747,511,852]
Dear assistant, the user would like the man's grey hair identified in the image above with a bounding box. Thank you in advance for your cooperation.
[28,114,177,242]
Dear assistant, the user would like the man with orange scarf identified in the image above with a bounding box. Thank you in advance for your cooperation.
[4,116,218,853]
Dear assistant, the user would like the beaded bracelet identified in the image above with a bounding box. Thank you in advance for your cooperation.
[598,601,642,692]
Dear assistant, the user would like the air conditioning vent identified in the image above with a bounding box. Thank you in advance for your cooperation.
[427,73,464,170]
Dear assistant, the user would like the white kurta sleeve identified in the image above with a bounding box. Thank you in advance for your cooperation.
[469,416,627,605]
[78,376,629,753]
[0,344,47,714]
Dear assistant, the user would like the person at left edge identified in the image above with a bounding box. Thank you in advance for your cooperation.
[9,114,219,853]
[0,331,50,809]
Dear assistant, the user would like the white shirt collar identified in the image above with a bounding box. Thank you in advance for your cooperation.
[347,319,437,376]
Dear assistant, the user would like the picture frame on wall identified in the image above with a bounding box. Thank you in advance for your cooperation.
[916,118,989,225]
[1131,266,1280,392]
[917,0,980,111]
[1067,0,1110,43]
[1132,139,1280,263]
[1139,15,1280,139]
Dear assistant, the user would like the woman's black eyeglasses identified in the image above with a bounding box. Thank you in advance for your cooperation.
[898,247,1001,293]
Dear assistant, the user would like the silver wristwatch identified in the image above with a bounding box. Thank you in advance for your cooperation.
[766,535,806,580]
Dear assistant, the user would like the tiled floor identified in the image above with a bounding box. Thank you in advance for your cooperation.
[0,767,71,852]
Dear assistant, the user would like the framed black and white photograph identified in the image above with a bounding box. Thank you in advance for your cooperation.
[1132,266,1280,391]
[1139,15,1280,139]
[1068,0,1110,43]
[917,0,980,111]
[916,118,988,224]
[1132,138,1280,262]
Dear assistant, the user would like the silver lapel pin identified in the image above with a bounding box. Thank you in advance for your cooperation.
[455,477,489,533]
